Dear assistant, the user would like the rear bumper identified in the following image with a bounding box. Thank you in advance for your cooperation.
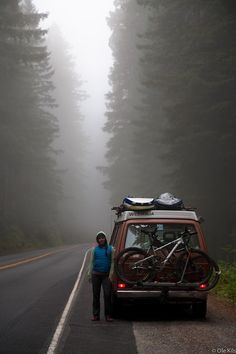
[116,289,207,303]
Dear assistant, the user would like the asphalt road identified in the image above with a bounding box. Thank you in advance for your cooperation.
[0,244,90,354]
[0,245,235,354]
[60,253,236,354]
[62,294,236,354]
[60,259,137,354]
[132,295,236,354]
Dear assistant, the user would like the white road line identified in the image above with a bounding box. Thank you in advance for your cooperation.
[47,248,91,354]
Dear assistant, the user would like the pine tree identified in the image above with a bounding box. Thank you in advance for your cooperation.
[0,0,62,251]
[136,0,236,254]
[103,0,148,204]
[104,0,236,255]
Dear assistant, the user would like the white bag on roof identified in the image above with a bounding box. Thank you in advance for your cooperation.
[154,193,183,210]
[123,197,154,210]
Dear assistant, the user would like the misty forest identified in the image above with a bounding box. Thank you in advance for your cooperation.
[0,0,236,260]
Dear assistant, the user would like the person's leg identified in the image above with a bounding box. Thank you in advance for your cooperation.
[102,275,112,320]
[92,274,102,319]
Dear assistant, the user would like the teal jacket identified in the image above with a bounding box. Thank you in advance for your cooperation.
[87,245,115,280]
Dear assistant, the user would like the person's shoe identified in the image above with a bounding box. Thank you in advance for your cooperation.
[91,316,100,321]
[105,316,113,322]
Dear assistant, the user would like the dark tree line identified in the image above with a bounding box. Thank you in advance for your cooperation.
[0,0,85,252]
[102,0,149,198]
[104,0,236,257]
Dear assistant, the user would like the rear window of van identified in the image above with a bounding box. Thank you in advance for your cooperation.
[125,223,199,250]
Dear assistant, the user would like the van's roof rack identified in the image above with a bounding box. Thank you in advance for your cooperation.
[114,209,200,222]
[112,204,196,216]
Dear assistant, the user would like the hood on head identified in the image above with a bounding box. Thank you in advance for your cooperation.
[96,231,107,242]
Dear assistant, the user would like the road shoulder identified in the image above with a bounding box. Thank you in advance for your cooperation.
[58,254,138,354]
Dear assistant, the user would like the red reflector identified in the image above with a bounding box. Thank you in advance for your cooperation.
[118,283,126,289]
[199,283,207,289]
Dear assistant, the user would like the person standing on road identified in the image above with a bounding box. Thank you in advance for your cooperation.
[87,231,115,322]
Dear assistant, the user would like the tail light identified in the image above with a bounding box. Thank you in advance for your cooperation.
[199,283,207,290]
[117,282,126,289]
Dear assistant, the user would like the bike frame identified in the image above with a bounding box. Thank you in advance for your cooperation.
[118,229,220,290]
[133,234,188,268]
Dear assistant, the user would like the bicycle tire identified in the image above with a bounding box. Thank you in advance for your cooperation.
[176,249,213,285]
[115,247,155,285]
[197,257,221,291]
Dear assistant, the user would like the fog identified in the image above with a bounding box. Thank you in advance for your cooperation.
[33,0,114,239]
[1,0,236,259]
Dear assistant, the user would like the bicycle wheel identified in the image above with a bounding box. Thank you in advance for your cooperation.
[197,257,221,291]
[115,247,154,285]
[176,249,213,285]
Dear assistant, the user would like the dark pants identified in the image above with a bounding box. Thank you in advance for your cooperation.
[92,273,112,318]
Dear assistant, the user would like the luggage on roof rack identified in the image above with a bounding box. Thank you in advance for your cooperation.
[154,193,184,210]
[122,197,155,210]
[112,193,184,215]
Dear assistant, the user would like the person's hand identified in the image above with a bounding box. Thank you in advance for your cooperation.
[109,274,113,283]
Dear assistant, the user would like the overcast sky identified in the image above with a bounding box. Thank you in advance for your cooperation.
[33,0,115,234]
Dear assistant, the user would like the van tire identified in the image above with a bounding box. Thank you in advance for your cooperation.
[191,301,207,319]
[111,295,122,318]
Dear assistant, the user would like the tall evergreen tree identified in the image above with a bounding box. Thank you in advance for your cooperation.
[136,0,236,253]
[104,0,236,256]
[0,0,62,251]
[103,0,148,204]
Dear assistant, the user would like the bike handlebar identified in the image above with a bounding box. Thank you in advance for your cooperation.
[179,229,197,237]
[140,227,197,248]
[141,227,197,237]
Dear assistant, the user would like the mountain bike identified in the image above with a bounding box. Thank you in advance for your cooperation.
[115,227,220,291]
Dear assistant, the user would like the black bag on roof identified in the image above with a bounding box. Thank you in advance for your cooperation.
[154,193,184,210]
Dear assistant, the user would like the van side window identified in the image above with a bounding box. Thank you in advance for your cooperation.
[110,223,120,246]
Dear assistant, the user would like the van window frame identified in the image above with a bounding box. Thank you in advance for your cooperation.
[109,222,120,246]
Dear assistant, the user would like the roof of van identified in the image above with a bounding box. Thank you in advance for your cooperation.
[115,210,200,222]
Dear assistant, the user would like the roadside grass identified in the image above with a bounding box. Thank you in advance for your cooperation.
[212,261,236,304]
